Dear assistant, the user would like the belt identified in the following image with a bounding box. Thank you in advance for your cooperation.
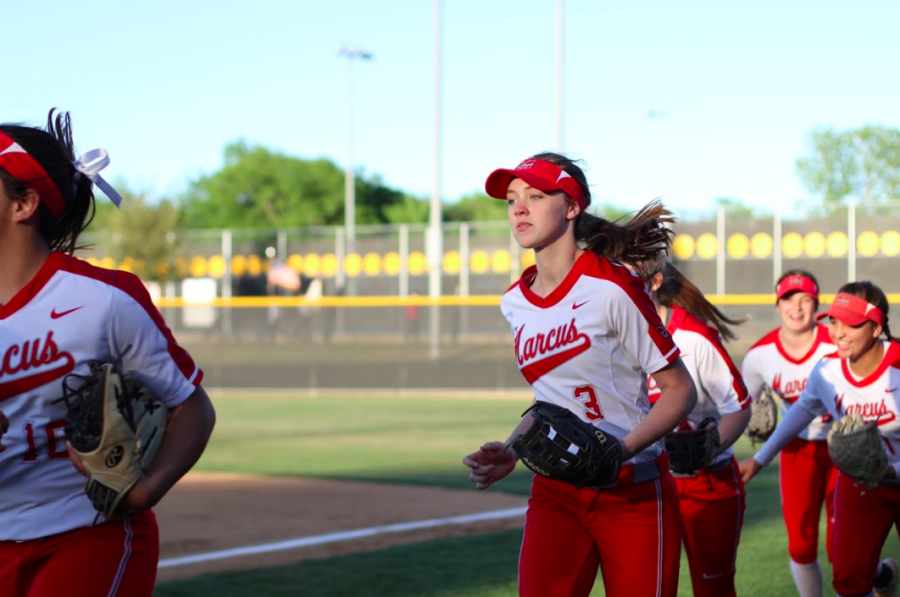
[588,453,668,490]
[670,457,733,479]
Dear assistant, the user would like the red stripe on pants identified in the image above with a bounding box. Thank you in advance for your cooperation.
[519,472,682,597]
[0,509,158,597]
[779,437,837,564]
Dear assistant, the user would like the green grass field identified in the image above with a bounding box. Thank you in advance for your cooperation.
[153,395,900,596]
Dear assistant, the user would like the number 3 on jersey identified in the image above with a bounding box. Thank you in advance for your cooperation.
[574,385,604,421]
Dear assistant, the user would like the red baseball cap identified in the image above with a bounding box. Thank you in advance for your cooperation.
[485,158,586,210]
[816,292,885,327]
[775,274,818,302]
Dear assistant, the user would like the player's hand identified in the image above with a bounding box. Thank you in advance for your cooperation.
[738,457,763,484]
[67,441,158,513]
[463,441,518,490]
[0,411,8,453]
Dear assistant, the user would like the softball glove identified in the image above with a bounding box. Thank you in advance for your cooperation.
[666,418,720,475]
[57,362,167,519]
[827,413,889,489]
[510,401,623,489]
[745,384,779,445]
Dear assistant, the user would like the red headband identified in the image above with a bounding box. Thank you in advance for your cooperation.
[485,158,586,210]
[0,130,66,217]
[816,292,885,327]
[775,275,818,302]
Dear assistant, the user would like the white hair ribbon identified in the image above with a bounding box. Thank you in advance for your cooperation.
[73,148,124,208]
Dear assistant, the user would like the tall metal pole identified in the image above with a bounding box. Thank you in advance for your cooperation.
[336,45,373,253]
[428,0,444,360]
[556,0,564,152]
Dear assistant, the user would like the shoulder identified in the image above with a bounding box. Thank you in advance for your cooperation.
[581,254,650,308]
[749,327,781,351]
[816,324,834,345]
[889,341,900,370]
[674,307,725,350]
[58,255,149,299]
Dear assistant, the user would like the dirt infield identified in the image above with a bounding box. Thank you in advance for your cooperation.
[155,472,528,582]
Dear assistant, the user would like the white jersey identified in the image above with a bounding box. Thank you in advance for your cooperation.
[648,306,749,465]
[501,251,680,466]
[0,252,202,541]
[799,341,900,464]
[741,325,835,441]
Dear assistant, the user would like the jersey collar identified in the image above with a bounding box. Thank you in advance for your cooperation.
[0,252,68,320]
[517,251,594,309]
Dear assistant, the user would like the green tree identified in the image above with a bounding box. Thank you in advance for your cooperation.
[383,194,429,224]
[179,142,407,228]
[97,187,184,283]
[444,192,509,222]
[796,125,900,204]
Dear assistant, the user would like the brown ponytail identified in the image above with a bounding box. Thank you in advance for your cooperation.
[526,152,675,277]
[579,199,675,279]
[656,262,748,341]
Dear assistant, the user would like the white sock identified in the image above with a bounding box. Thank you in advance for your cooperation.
[790,559,823,597]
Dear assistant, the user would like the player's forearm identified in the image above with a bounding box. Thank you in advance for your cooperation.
[504,399,537,456]
[623,363,697,460]
[143,386,216,506]
[753,401,816,467]
[717,408,752,451]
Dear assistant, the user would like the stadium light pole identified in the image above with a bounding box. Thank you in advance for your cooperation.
[336,45,373,252]
[556,0,564,152]
[428,0,444,360]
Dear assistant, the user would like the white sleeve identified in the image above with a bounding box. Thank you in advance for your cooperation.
[753,401,818,466]
[607,282,679,375]
[696,335,750,414]
[108,279,202,409]
[741,349,767,402]
[795,362,829,417]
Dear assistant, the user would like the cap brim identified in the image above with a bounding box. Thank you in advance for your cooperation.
[816,308,867,326]
[484,168,564,200]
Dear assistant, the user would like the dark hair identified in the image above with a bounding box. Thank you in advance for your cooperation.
[0,109,95,254]
[530,152,675,278]
[776,268,820,307]
[836,281,893,341]
[655,261,748,342]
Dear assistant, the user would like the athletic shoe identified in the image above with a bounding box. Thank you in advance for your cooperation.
[875,558,899,597]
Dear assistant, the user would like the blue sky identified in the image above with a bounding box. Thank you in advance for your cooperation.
[3,0,897,218]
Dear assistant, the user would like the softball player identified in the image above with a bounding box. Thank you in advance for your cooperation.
[0,111,216,597]
[740,270,836,597]
[463,153,698,597]
[741,281,900,597]
[643,262,751,597]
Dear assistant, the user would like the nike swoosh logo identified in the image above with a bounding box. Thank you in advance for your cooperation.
[50,306,84,319]
[887,388,899,393]
[702,572,727,580]
[572,300,591,309]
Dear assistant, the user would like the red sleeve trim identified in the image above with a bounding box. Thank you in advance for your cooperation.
[586,256,679,361]
[59,256,202,387]
[676,307,749,406]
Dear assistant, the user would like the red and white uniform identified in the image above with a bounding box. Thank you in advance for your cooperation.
[503,251,683,597]
[742,325,837,565]
[756,340,900,596]
[648,306,749,597]
[0,252,202,596]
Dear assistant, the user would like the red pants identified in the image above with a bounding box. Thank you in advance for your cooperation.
[0,509,159,597]
[831,473,900,597]
[519,471,682,597]
[780,437,837,564]
[674,458,746,597]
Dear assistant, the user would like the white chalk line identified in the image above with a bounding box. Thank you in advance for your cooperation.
[158,506,527,569]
